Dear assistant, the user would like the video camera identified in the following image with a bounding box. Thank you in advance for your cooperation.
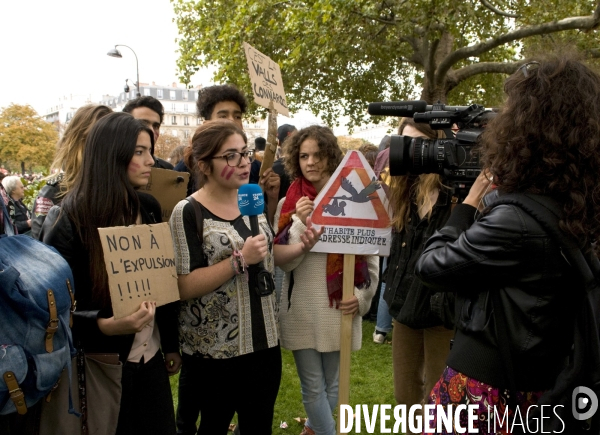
[368,101,495,185]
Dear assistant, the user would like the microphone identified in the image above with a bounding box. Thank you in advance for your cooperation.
[237,183,264,236]
[368,100,428,117]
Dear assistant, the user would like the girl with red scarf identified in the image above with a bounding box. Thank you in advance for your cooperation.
[274,126,379,435]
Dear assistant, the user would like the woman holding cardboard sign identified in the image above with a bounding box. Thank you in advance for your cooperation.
[274,125,379,435]
[42,112,180,435]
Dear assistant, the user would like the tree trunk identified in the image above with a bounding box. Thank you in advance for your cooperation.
[419,86,448,105]
[21,161,25,175]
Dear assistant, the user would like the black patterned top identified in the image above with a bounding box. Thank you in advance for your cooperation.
[169,199,279,359]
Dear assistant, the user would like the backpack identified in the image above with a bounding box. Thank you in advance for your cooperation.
[0,233,77,416]
[488,193,600,434]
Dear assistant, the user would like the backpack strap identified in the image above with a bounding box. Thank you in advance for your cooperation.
[3,371,27,415]
[66,279,75,328]
[45,289,59,353]
[186,195,204,242]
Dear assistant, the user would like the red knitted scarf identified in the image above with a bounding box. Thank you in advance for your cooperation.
[274,176,370,307]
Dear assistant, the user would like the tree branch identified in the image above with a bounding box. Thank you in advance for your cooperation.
[452,61,523,83]
[350,9,397,25]
[426,38,439,88]
[435,3,600,86]
[479,0,519,18]
[586,48,600,58]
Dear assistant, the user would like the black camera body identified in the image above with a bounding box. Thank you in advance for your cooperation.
[368,101,495,184]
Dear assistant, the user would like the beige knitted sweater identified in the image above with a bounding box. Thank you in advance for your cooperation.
[276,200,379,352]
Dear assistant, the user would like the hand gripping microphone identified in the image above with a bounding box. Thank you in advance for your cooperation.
[237,183,275,297]
[237,183,265,236]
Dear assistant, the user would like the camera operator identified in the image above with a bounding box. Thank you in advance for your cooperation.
[383,118,455,434]
[415,53,600,432]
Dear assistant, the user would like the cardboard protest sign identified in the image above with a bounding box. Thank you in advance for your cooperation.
[141,168,189,221]
[98,223,179,319]
[311,151,392,256]
[243,42,289,116]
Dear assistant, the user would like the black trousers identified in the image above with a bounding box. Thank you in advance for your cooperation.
[176,345,282,435]
[116,351,176,435]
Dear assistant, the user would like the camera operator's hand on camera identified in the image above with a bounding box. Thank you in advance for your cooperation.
[241,234,268,265]
[464,171,494,211]
[296,196,314,225]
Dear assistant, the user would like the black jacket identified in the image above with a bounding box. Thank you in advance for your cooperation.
[31,174,62,240]
[41,192,180,364]
[383,187,453,329]
[415,190,578,391]
[7,197,31,234]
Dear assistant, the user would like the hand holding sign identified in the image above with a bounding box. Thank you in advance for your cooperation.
[97,301,156,336]
[259,168,280,202]
[98,223,180,319]
[296,196,314,225]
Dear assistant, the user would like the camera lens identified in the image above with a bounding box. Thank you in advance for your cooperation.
[388,135,441,176]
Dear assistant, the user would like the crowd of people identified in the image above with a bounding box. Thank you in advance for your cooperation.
[1,51,600,435]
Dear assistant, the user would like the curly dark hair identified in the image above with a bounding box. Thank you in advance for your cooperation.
[122,96,164,123]
[283,125,342,180]
[196,84,247,120]
[480,52,600,249]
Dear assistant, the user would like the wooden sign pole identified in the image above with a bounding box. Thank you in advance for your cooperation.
[337,253,355,435]
[260,100,278,177]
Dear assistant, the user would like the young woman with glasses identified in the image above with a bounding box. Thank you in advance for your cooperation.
[169,119,321,434]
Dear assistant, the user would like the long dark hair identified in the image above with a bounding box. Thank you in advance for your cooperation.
[61,112,154,306]
[480,52,600,249]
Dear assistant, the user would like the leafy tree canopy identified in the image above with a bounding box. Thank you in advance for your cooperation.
[155,133,184,161]
[0,104,57,173]
[173,0,600,129]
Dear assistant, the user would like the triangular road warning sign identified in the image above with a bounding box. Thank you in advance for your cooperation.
[312,151,391,229]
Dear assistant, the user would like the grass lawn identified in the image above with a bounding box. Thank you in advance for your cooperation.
[170,320,397,434]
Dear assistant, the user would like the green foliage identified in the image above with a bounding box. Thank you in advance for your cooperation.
[0,104,58,173]
[169,320,396,434]
[22,177,46,210]
[172,0,599,130]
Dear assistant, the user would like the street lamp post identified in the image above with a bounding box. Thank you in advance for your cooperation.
[107,45,140,97]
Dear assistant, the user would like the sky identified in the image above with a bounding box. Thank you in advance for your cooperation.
[0,0,329,131]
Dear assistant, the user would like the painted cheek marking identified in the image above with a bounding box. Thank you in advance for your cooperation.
[128,162,141,172]
[224,167,235,180]
[220,165,229,178]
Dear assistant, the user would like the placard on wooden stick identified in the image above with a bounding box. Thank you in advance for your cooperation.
[311,150,392,256]
[98,223,180,319]
[243,42,289,116]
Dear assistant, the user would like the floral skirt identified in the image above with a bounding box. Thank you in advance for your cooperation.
[423,366,545,435]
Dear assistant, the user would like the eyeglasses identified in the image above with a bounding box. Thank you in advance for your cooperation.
[517,61,540,78]
[212,150,255,167]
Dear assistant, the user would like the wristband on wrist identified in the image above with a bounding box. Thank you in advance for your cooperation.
[232,250,246,274]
